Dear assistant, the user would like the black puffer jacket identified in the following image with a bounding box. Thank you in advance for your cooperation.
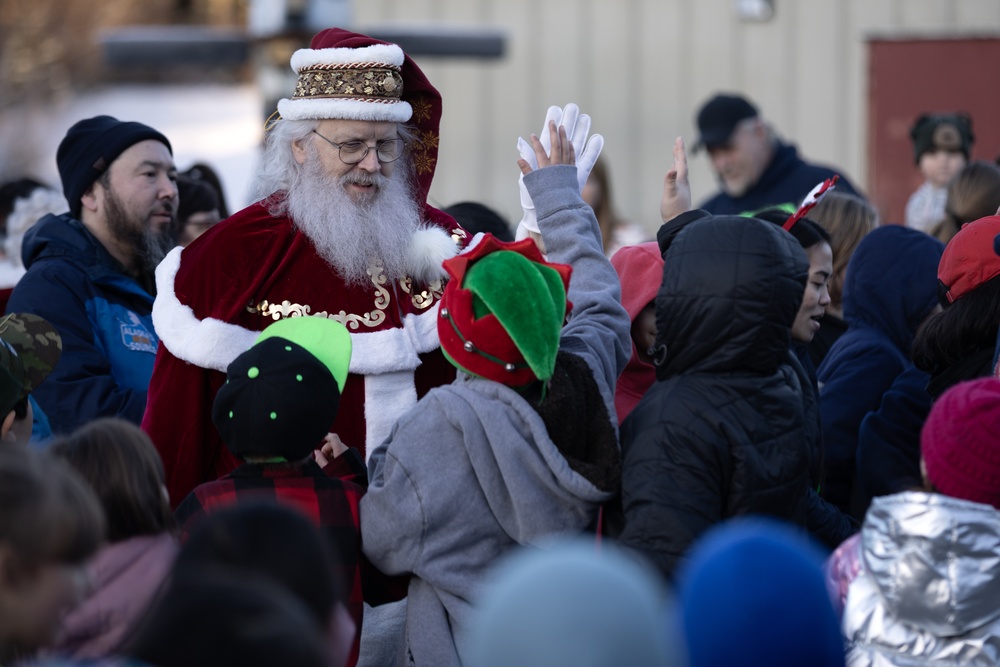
[617,216,812,580]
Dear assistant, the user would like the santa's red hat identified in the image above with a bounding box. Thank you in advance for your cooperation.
[278,27,444,203]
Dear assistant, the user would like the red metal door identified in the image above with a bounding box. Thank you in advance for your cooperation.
[867,37,1000,224]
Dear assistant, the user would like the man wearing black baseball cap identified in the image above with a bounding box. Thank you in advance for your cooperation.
[5,115,177,434]
[694,93,861,215]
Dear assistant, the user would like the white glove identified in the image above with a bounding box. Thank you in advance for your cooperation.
[515,103,604,238]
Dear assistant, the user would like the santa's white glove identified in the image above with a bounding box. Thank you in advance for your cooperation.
[515,103,604,240]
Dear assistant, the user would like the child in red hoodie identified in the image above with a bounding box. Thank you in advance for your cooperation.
[610,243,663,424]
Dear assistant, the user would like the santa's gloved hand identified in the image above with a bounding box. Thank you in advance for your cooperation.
[514,103,604,241]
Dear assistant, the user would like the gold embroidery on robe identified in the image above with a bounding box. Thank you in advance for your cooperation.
[246,258,392,329]
[399,277,445,310]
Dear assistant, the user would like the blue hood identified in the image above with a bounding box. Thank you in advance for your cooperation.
[843,225,943,355]
[22,213,104,272]
[20,212,154,301]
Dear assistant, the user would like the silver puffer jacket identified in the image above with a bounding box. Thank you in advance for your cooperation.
[843,491,1000,666]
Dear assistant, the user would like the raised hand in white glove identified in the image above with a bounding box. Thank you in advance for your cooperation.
[515,103,604,240]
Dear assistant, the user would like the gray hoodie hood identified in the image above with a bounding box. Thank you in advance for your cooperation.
[433,374,614,544]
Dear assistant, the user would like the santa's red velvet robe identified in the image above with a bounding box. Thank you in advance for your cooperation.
[142,198,468,505]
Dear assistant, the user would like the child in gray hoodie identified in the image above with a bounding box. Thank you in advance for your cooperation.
[360,108,630,667]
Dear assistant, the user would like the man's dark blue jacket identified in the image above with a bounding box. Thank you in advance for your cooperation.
[700,142,861,215]
[6,213,158,434]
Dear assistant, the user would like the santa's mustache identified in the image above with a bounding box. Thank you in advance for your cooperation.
[340,172,389,188]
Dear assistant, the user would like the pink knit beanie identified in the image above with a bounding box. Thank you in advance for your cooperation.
[921,377,1000,510]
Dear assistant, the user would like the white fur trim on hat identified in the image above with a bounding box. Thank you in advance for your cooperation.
[289,44,405,72]
[277,97,412,123]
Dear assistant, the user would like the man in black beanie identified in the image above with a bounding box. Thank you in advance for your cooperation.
[5,115,177,434]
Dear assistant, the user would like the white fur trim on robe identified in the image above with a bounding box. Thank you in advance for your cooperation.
[152,247,258,373]
[153,245,444,454]
[364,371,418,461]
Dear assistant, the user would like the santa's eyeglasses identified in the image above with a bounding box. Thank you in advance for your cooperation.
[312,131,406,165]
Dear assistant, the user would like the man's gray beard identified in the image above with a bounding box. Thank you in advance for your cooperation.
[286,159,422,288]
[104,188,171,276]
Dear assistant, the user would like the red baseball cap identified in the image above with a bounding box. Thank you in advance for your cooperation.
[938,215,1000,304]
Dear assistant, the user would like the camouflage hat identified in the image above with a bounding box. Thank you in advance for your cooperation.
[0,314,62,415]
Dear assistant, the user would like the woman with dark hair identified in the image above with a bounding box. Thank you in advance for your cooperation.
[181,162,229,218]
[172,175,222,247]
[755,207,858,548]
[856,215,1000,512]
[807,191,879,366]
[47,417,178,660]
[751,209,833,371]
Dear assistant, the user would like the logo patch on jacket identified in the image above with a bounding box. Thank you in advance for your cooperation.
[120,311,158,354]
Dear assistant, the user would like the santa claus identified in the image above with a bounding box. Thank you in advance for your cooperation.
[143,28,468,504]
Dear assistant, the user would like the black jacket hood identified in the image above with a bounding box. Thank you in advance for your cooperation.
[654,216,808,380]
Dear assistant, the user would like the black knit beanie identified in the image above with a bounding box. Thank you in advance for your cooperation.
[910,113,974,165]
[57,115,172,218]
[213,337,341,462]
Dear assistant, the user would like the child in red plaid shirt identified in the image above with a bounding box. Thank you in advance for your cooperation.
[174,317,404,667]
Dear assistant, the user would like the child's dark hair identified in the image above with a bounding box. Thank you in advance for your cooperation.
[0,446,104,569]
[125,570,327,667]
[50,417,176,543]
[753,208,832,250]
[174,502,346,627]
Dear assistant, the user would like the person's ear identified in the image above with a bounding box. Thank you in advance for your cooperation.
[291,138,309,165]
[80,179,103,215]
[1,410,15,442]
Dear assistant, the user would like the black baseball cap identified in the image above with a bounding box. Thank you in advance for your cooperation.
[694,94,759,151]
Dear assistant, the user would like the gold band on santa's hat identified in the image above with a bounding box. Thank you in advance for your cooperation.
[277,43,413,123]
[293,66,403,103]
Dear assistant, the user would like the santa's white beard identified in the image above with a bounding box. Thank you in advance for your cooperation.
[287,159,422,287]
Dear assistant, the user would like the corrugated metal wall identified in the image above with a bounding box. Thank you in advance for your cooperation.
[354,0,1000,233]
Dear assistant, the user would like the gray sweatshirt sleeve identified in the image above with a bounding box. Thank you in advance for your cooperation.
[523,165,631,427]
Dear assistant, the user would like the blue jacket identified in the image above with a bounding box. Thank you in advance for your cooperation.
[699,142,862,215]
[6,213,158,434]
[816,225,943,515]
[856,347,994,514]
